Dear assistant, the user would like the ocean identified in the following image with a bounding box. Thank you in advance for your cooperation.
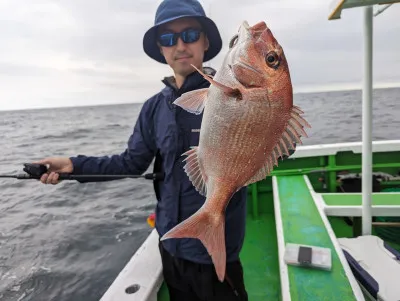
[0,87,399,301]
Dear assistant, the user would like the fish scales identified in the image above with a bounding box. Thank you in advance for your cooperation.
[161,20,311,282]
[204,104,261,178]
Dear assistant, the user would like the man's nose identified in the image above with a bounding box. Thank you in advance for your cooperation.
[175,37,186,50]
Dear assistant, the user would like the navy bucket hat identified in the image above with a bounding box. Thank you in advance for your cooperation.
[143,0,222,64]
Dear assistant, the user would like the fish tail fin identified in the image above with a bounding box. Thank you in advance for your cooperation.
[160,207,226,282]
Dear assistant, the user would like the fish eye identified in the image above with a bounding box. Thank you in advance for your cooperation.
[265,51,280,68]
[229,34,238,48]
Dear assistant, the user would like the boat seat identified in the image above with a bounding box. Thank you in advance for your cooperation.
[272,175,363,300]
[321,192,400,217]
[338,235,400,301]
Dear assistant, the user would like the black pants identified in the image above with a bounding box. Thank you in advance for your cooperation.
[158,241,248,301]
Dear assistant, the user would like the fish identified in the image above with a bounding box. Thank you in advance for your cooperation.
[160,20,311,282]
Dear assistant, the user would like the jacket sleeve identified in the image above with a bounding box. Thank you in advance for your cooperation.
[69,100,157,182]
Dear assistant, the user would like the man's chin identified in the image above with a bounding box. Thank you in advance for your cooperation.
[175,65,198,76]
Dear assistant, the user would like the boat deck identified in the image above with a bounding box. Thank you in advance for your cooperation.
[240,213,280,300]
[157,213,281,301]
[141,174,400,301]
[273,175,362,300]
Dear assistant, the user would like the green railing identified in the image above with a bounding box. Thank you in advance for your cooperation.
[248,151,400,219]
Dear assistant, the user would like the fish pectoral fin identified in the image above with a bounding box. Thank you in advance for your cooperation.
[191,64,243,99]
[173,88,209,115]
[182,147,207,196]
[160,208,227,282]
[240,87,270,103]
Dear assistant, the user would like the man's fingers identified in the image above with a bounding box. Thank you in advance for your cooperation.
[39,171,61,185]
[51,173,59,185]
[40,173,48,184]
[46,173,53,184]
[47,172,55,184]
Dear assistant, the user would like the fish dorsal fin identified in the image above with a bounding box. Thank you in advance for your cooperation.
[173,88,209,115]
[243,106,311,186]
[286,105,311,142]
[243,163,272,186]
[182,147,207,196]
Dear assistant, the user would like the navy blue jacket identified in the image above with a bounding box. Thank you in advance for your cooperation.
[69,67,248,264]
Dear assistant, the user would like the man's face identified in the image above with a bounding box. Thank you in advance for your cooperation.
[157,17,209,77]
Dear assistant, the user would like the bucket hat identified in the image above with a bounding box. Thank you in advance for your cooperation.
[143,0,222,64]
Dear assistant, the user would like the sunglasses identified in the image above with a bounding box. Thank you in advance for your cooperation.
[158,28,203,47]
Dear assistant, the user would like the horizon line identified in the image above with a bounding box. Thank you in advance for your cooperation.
[1,82,399,112]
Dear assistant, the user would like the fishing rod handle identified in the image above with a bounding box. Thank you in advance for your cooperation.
[21,164,164,181]
[57,173,165,181]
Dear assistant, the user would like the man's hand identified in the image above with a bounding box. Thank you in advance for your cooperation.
[33,157,73,185]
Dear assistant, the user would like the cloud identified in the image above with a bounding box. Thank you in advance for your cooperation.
[0,0,399,110]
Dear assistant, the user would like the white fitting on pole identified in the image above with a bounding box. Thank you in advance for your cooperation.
[374,4,393,17]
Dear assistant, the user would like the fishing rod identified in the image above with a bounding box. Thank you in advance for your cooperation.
[0,163,164,181]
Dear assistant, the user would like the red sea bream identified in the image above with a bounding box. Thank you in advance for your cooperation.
[160,20,311,282]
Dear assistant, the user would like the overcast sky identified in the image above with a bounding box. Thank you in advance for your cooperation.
[1,0,399,111]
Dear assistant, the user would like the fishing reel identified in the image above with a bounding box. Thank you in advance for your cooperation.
[0,163,49,179]
[22,163,48,179]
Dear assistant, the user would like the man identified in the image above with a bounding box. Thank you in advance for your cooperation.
[36,0,249,300]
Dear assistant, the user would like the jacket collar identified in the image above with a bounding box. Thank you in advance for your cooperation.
[161,66,216,97]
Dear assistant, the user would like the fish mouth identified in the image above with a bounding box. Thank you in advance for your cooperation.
[241,20,250,30]
[240,20,267,40]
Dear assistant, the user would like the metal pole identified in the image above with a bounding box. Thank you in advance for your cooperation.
[362,6,373,235]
